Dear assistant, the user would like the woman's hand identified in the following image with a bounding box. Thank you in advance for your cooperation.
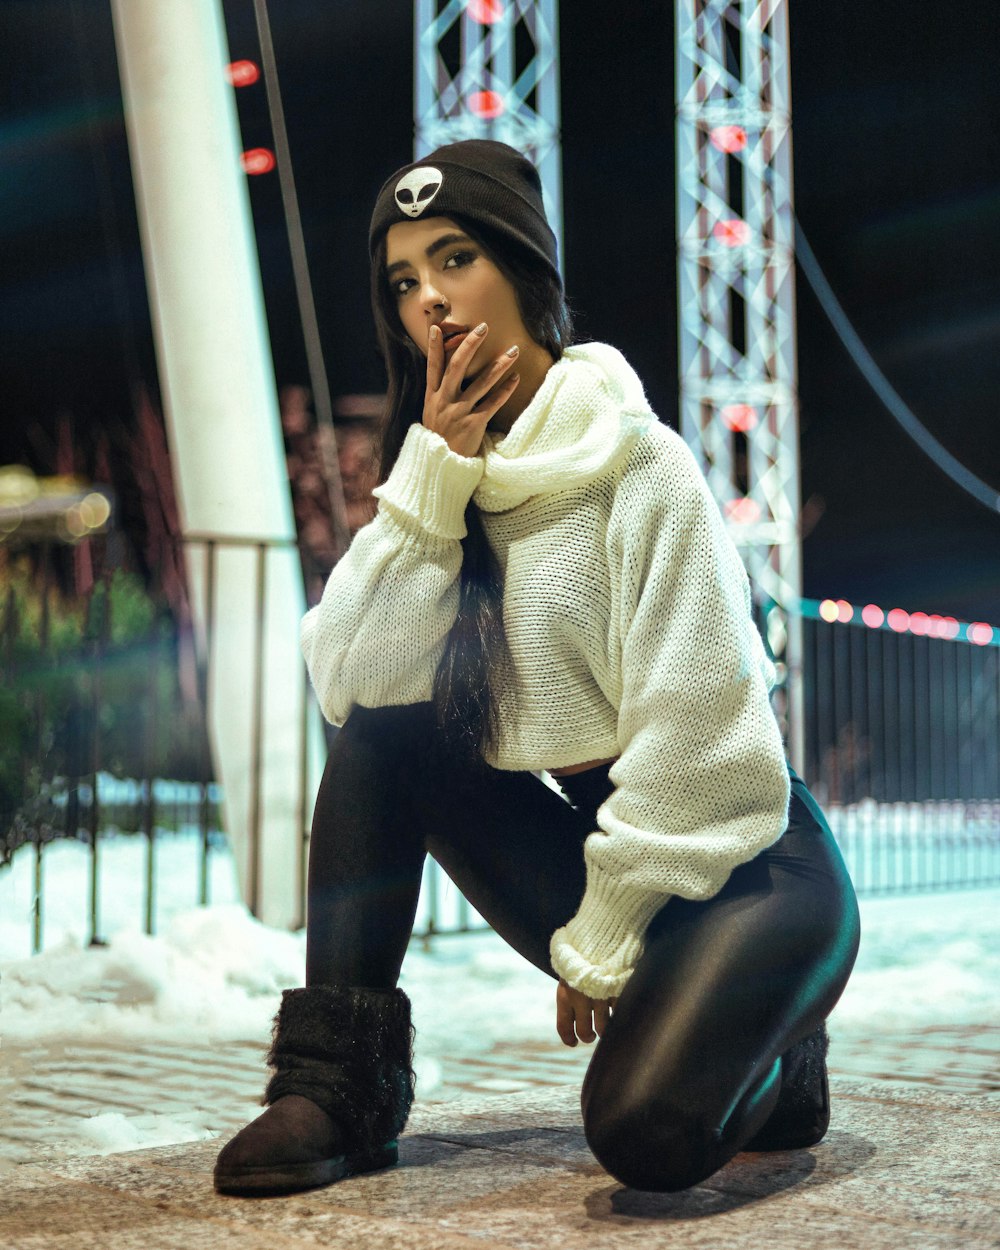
[423,321,521,458]
[556,977,618,1047]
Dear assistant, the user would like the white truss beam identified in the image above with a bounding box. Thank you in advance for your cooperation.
[675,0,804,766]
[414,0,563,274]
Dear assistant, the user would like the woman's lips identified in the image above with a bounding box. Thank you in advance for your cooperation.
[443,330,470,354]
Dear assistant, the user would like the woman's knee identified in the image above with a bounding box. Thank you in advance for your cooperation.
[583,1096,726,1192]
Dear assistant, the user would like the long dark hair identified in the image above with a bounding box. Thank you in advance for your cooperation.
[369,212,575,767]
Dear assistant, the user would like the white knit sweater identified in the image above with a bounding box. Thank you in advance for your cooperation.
[301,341,791,999]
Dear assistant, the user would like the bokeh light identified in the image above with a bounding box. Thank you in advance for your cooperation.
[721,403,758,432]
[241,148,276,175]
[225,60,260,88]
[80,492,111,530]
[862,603,884,628]
[724,496,760,523]
[713,218,751,247]
[887,608,910,633]
[468,90,505,119]
[819,599,839,623]
[466,0,505,22]
[710,125,748,154]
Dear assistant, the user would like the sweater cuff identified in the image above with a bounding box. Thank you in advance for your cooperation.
[549,865,668,1000]
[371,422,485,539]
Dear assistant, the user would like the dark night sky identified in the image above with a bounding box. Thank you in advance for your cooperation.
[2,0,999,621]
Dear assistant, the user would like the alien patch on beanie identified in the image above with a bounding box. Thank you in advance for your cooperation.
[394,166,443,218]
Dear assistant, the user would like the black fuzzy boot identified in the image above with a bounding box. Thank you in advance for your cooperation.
[743,1020,831,1151]
[214,985,416,1197]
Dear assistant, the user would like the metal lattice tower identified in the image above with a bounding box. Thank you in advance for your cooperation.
[675,0,804,766]
[414,0,563,274]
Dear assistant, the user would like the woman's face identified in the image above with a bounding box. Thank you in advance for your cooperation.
[385,215,532,383]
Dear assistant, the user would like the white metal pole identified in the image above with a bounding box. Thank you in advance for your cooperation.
[110,0,325,928]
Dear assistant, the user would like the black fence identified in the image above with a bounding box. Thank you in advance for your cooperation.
[2,557,998,956]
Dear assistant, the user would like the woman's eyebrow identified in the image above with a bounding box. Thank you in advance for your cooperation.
[385,233,474,280]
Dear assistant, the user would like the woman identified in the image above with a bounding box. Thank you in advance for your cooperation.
[214,139,861,1197]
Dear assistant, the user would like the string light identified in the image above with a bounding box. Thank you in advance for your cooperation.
[804,598,993,645]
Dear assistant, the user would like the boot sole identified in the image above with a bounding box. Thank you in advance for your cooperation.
[214,1140,398,1197]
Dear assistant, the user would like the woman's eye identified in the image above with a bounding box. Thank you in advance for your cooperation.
[392,277,415,297]
[444,249,477,269]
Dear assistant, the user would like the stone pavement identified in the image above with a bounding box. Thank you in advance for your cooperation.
[1,1022,997,1166]
[2,1077,998,1249]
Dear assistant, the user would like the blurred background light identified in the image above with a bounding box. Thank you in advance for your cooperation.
[225,59,260,88]
[241,147,276,175]
[721,402,758,432]
[713,218,751,247]
[887,608,910,632]
[468,90,505,119]
[819,598,839,623]
[709,124,748,153]
[466,0,506,22]
[861,603,884,628]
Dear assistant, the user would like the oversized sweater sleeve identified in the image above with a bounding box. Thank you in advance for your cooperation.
[300,422,485,725]
[549,431,791,999]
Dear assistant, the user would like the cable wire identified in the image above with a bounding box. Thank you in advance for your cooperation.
[250,0,352,561]
[794,220,1000,516]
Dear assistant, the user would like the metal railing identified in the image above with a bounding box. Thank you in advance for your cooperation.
[3,573,998,956]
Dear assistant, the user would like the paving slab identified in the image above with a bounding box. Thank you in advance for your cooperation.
[1,1076,997,1250]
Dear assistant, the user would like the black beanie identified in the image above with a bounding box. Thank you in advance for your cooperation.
[368,139,562,288]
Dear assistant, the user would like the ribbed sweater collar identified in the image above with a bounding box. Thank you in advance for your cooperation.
[472,341,656,513]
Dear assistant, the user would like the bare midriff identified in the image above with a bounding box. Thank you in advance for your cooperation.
[548,755,620,778]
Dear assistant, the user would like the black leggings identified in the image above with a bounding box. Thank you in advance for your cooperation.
[306,702,861,1192]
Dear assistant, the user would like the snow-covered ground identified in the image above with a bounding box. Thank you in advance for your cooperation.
[1,829,997,1159]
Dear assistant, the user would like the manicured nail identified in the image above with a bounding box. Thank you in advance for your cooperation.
[474,321,488,335]
[506,344,519,357]
[429,325,439,340]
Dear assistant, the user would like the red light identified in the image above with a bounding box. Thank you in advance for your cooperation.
[862,603,884,628]
[819,599,839,623]
[468,90,505,119]
[721,403,758,432]
[709,125,748,154]
[942,617,960,640]
[968,622,994,646]
[836,599,854,624]
[909,611,930,635]
[226,59,260,88]
[713,218,751,247]
[724,497,760,524]
[887,608,910,633]
[241,148,276,175]
[467,0,505,21]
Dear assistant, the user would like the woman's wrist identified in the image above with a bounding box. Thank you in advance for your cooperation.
[372,422,485,539]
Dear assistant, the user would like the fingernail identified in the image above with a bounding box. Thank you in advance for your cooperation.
[506,344,519,357]
[429,325,439,340]
[474,321,488,335]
